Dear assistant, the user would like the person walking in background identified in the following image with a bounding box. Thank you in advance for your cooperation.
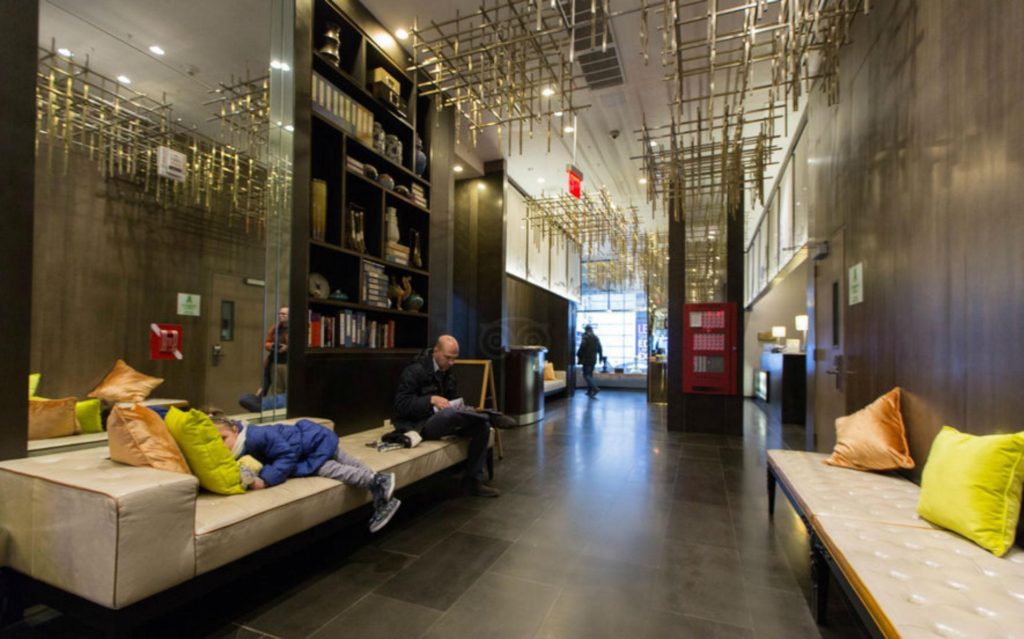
[260,306,289,397]
[577,324,604,398]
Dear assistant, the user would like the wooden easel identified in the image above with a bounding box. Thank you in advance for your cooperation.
[454,359,503,459]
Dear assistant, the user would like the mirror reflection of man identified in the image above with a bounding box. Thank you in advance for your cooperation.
[392,335,513,497]
[261,306,289,396]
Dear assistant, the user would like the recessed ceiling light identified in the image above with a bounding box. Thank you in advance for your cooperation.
[553,110,563,117]
[149,45,165,56]
[563,126,574,133]
[541,86,555,97]
[57,47,73,58]
[649,140,658,147]
[117,75,131,84]
[453,164,464,173]
[638,177,648,185]
[537,178,545,183]
[395,28,409,40]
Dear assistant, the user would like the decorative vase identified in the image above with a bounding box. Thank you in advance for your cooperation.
[414,135,427,176]
[372,123,386,154]
[411,229,423,268]
[385,134,403,164]
[386,207,400,244]
[320,23,341,65]
[403,290,424,312]
[378,173,395,190]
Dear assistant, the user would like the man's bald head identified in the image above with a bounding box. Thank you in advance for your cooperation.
[433,335,460,371]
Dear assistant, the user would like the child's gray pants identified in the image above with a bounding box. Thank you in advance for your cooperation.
[316,448,375,488]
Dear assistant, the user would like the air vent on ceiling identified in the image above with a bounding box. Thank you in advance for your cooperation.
[561,1,625,90]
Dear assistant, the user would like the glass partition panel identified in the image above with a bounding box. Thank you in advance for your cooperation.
[33,0,292,418]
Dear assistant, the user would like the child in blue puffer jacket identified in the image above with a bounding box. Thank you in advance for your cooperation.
[213,415,401,533]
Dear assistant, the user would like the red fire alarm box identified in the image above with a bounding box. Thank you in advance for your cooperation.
[683,303,737,395]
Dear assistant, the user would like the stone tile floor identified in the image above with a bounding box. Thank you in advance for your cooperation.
[7,392,868,639]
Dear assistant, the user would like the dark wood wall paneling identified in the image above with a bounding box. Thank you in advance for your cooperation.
[452,165,507,363]
[506,274,573,375]
[805,0,1024,465]
[0,0,38,460]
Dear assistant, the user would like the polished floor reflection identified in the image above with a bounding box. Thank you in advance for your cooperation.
[9,391,867,639]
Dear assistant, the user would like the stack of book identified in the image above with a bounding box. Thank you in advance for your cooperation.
[346,156,364,175]
[334,310,396,348]
[311,179,327,241]
[411,183,427,208]
[385,241,410,266]
[311,72,373,143]
[362,261,388,308]
[307,311,337,348]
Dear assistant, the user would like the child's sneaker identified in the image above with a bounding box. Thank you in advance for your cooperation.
[370,472,396,506]
[369,498,401,533]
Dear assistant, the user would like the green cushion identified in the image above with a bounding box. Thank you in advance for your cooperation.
[917,425,1024,556]
[74,399,103,434]
[165,407,244,495]
[29,373,40,398]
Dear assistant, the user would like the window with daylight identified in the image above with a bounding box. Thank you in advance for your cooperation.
[575,288,649,373]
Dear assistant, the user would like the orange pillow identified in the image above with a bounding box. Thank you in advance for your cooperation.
[825,387,915,471]
[107,404,190,474]
[543,362,556,381]
[88,359,164,403]
[28,397,78,440]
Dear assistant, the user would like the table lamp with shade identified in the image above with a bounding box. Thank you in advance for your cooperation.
[771,325,787,350]
[794,314,809,351]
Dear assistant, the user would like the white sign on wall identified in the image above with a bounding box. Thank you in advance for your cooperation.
[177,293,201,316]
[848,262,864,305]
[157,146,188,182]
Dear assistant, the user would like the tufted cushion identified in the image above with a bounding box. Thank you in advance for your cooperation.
[815,514,1024,639]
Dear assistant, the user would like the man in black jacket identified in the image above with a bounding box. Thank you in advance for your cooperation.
[393,335,507,497]
[577,325,604,397]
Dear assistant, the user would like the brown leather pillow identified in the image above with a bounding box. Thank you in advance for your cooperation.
[825,387,915,471]
[88,359,164,403]
[107,404,190,474]
[28,397,78,440]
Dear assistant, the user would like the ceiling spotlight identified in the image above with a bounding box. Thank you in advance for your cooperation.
[149,45,165,56]
[649,140,658,147]
[57,47,73,58]
[541,86,555,97]
[638,177,648,185]
[284,124,295,132]
[553,110,563,117]
[117,75,131,84]
[453,164,464,173]
[270,60,291,71]
[563,126,574,133]
[395,28,409,40]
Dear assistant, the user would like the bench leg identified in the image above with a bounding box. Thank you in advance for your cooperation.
[0,569,27,628]
[486,448,495,481]
[810,537,830,625]
[767,468,777,519]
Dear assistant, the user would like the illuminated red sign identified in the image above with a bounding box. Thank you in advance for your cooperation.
[567,164,583,199]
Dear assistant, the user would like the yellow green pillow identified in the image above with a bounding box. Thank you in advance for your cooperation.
[165,407,244,495]
[29,373,40,398]
[917,425,1024,556]
[75,399,103,434]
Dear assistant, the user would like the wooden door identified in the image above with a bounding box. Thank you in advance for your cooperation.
[813,229,846,452]
[204,273,265,411]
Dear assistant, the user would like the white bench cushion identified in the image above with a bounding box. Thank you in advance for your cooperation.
[815,514,1024,639]
[768,449,932,528]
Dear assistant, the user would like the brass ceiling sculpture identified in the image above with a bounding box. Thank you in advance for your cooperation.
[36,44,272,235]
[409,1,864,298]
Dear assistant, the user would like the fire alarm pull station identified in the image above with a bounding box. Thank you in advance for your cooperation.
[150,323,184,360]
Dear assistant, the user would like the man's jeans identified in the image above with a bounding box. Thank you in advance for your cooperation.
[582,364,598,394]
[420,408,490,480]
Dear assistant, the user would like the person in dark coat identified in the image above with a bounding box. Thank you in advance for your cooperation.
[577,324,604,397]
[393,335,513,497]
[214,415,401,533]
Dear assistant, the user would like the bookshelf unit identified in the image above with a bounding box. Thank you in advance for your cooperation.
[305,0,432,355]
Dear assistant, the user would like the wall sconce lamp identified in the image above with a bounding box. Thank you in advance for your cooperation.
[794,314,809,351]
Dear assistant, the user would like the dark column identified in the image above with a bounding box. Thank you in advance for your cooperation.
[427,107,455,339]
[0,0,38,460]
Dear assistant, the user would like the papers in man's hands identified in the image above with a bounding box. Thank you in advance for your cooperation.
[433,397,465,413]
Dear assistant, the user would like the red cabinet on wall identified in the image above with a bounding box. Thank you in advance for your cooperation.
[683,303,738,395]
